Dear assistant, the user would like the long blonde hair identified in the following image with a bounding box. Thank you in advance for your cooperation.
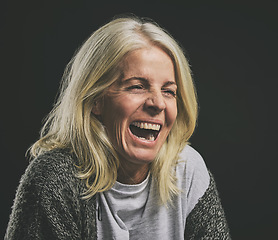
[30,16,198,204]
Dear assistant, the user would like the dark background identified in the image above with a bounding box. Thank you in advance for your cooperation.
[2,0,277,239]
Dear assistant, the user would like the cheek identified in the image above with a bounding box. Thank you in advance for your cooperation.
[103,96,138,132]
[114,95,143,117]
[167,102,178,126]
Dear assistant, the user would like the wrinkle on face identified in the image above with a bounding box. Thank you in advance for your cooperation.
[97,46,177,183]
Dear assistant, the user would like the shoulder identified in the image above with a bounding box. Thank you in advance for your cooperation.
[184,172,231,239]
[179,145,207,167]
[6,149,97,239]
[177,144,210,185]
[176,145,210,216]
[30,148,76,170]
[21,149,81,196]
[27,149,76,177]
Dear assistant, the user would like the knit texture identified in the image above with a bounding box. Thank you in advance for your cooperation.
[5,149,97,240]
[5,149,230,239]
[184,172,231,239]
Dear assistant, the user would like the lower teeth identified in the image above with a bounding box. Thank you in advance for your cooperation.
[138,135,155,141]
[149,135,155,141]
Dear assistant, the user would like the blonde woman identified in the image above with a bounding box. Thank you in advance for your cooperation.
[5,16,231,239]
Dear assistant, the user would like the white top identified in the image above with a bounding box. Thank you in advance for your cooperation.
[96,145,210,239]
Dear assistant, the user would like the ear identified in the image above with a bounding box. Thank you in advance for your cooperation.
[91,99,102,116]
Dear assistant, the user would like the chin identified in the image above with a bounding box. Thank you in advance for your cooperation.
[125,148,160,165]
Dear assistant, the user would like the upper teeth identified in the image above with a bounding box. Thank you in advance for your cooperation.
[131,122,161,131]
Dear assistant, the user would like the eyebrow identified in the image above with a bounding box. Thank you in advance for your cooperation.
[122,77,177,87]
[163,81,177,87]
[122,77,149,83]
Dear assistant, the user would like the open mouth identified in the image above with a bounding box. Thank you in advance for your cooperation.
[129,121,161,141]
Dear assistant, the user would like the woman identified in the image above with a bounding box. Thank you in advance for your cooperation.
[5,16,231,239]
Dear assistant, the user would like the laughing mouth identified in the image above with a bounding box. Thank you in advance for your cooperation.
[129,121,161,141]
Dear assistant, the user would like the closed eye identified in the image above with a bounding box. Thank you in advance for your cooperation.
[162,89,176,97]
[125,84,147,94]
[127,84,144,90]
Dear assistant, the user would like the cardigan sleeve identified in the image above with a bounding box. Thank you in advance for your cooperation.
[184,172,231,239]
[5,150,96,240]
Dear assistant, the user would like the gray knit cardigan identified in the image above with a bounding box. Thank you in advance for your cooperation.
[5,149,231,239]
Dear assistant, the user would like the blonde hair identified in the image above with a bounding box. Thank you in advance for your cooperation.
[30,16,198,204]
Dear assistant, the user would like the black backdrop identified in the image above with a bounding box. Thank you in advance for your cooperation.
[2,0,277,239]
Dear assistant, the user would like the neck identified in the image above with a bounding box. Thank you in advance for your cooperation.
[117,163,150,185]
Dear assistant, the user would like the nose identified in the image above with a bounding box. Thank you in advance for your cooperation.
[144,90,166,115]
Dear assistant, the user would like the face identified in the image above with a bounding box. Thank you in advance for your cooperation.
[94,46,177,168]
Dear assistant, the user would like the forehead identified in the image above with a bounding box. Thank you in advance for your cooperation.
[119,46,175,80]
